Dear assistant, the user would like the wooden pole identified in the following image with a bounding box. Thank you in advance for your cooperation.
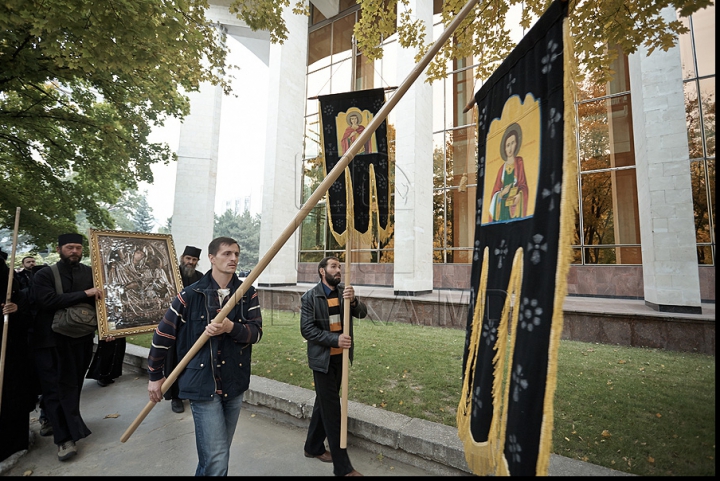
[120,0,481,443]
[340,205,352,448]
[0,207,21,415]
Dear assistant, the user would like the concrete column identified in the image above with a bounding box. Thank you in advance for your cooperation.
[392,0,434,295]
[171,82,223,264]
[257,3,309,286]
[628,7,702,313]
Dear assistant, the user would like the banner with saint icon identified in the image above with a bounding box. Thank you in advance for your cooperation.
[318,88,391,245]
[456,0,578,476]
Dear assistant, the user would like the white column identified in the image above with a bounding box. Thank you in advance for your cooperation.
[628,7,702,313]
[171,83,223,263]
[393,0,434,295]
[257,3,308,286]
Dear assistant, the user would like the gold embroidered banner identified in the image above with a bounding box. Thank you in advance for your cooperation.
[457,0,577,475]
[318,88,390,246]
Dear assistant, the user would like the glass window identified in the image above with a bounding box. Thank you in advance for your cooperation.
[303,114,321,160]
[692,5,715,78]
[307,67,331,99]
[355,52,374,91]
[577,167,642,265]
[311,5,327,26]
[432,71,446,132]
[372,39,398,90]
[678,15,697,79]
[680,4,715,266]
[340,0,358,13]
[330,58,352,93]
[332,13,355,60]
[578,93,635,172]
[452,60,475,128]
[300,205,327,251]
[684,81,702,158]
[308,24,332,70]
[699,77,715,158]
[302,6,401,264]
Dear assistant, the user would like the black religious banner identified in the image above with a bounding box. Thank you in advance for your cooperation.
[318,88,390,245]
[456,0,577,476]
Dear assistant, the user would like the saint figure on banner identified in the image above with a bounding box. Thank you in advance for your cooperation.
[339,107,375,155]
[489,123,529,222]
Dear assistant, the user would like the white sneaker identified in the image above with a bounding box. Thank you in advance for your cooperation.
[57,440,77,461]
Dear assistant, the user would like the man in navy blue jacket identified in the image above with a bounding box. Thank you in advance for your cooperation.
[147,236,262,476]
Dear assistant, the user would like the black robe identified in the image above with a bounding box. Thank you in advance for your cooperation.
[86,337,127,382]
[0,262,37,461]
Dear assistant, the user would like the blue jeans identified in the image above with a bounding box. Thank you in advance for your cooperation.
[189,393,243,476]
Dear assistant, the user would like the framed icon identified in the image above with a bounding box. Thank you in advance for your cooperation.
[89,229,182,339]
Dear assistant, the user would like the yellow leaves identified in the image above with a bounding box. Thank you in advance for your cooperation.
[398,400,403,405]
[601,429,611,438]
[104,413,120,419]
[647,456,655,463]
[655,413,662,418]
[617,360,627,364]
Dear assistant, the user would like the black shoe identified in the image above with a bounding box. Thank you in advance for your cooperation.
[171,398,184,413]
[97,379,109,387]
[40,418,53,437]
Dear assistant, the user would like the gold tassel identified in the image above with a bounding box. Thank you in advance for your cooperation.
[457,247,496,474]
[535,16,579,476]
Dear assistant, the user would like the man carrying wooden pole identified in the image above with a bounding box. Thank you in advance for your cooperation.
[121,0,481,444]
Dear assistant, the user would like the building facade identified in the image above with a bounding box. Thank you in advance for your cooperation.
[173,1,715,312]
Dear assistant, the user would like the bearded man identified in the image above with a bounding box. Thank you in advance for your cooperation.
[31,233,104,462]
[179,245,203,287]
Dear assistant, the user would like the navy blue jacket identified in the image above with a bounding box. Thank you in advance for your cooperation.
[148,270,262,401]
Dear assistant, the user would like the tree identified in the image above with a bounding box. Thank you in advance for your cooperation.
[0,0,292,249]
[158,217,172,235]
[132,195,155,233]
[75,189,151,234]
[213,208,261,272]
[358,0,713,84]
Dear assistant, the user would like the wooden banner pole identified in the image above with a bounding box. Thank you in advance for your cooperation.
[0,207,21,415]
[121,0,481,443]
[340,208,353,448]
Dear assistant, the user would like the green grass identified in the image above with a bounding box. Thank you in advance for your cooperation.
[128,310,716,476]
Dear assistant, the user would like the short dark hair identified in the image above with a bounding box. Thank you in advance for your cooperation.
[208,237,239,256]
[318,256,340,279]
[22,255,35,262]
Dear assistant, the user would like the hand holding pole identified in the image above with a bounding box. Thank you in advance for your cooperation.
[0,207,21,415]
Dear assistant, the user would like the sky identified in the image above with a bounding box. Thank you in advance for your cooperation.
[141,37,269,231]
